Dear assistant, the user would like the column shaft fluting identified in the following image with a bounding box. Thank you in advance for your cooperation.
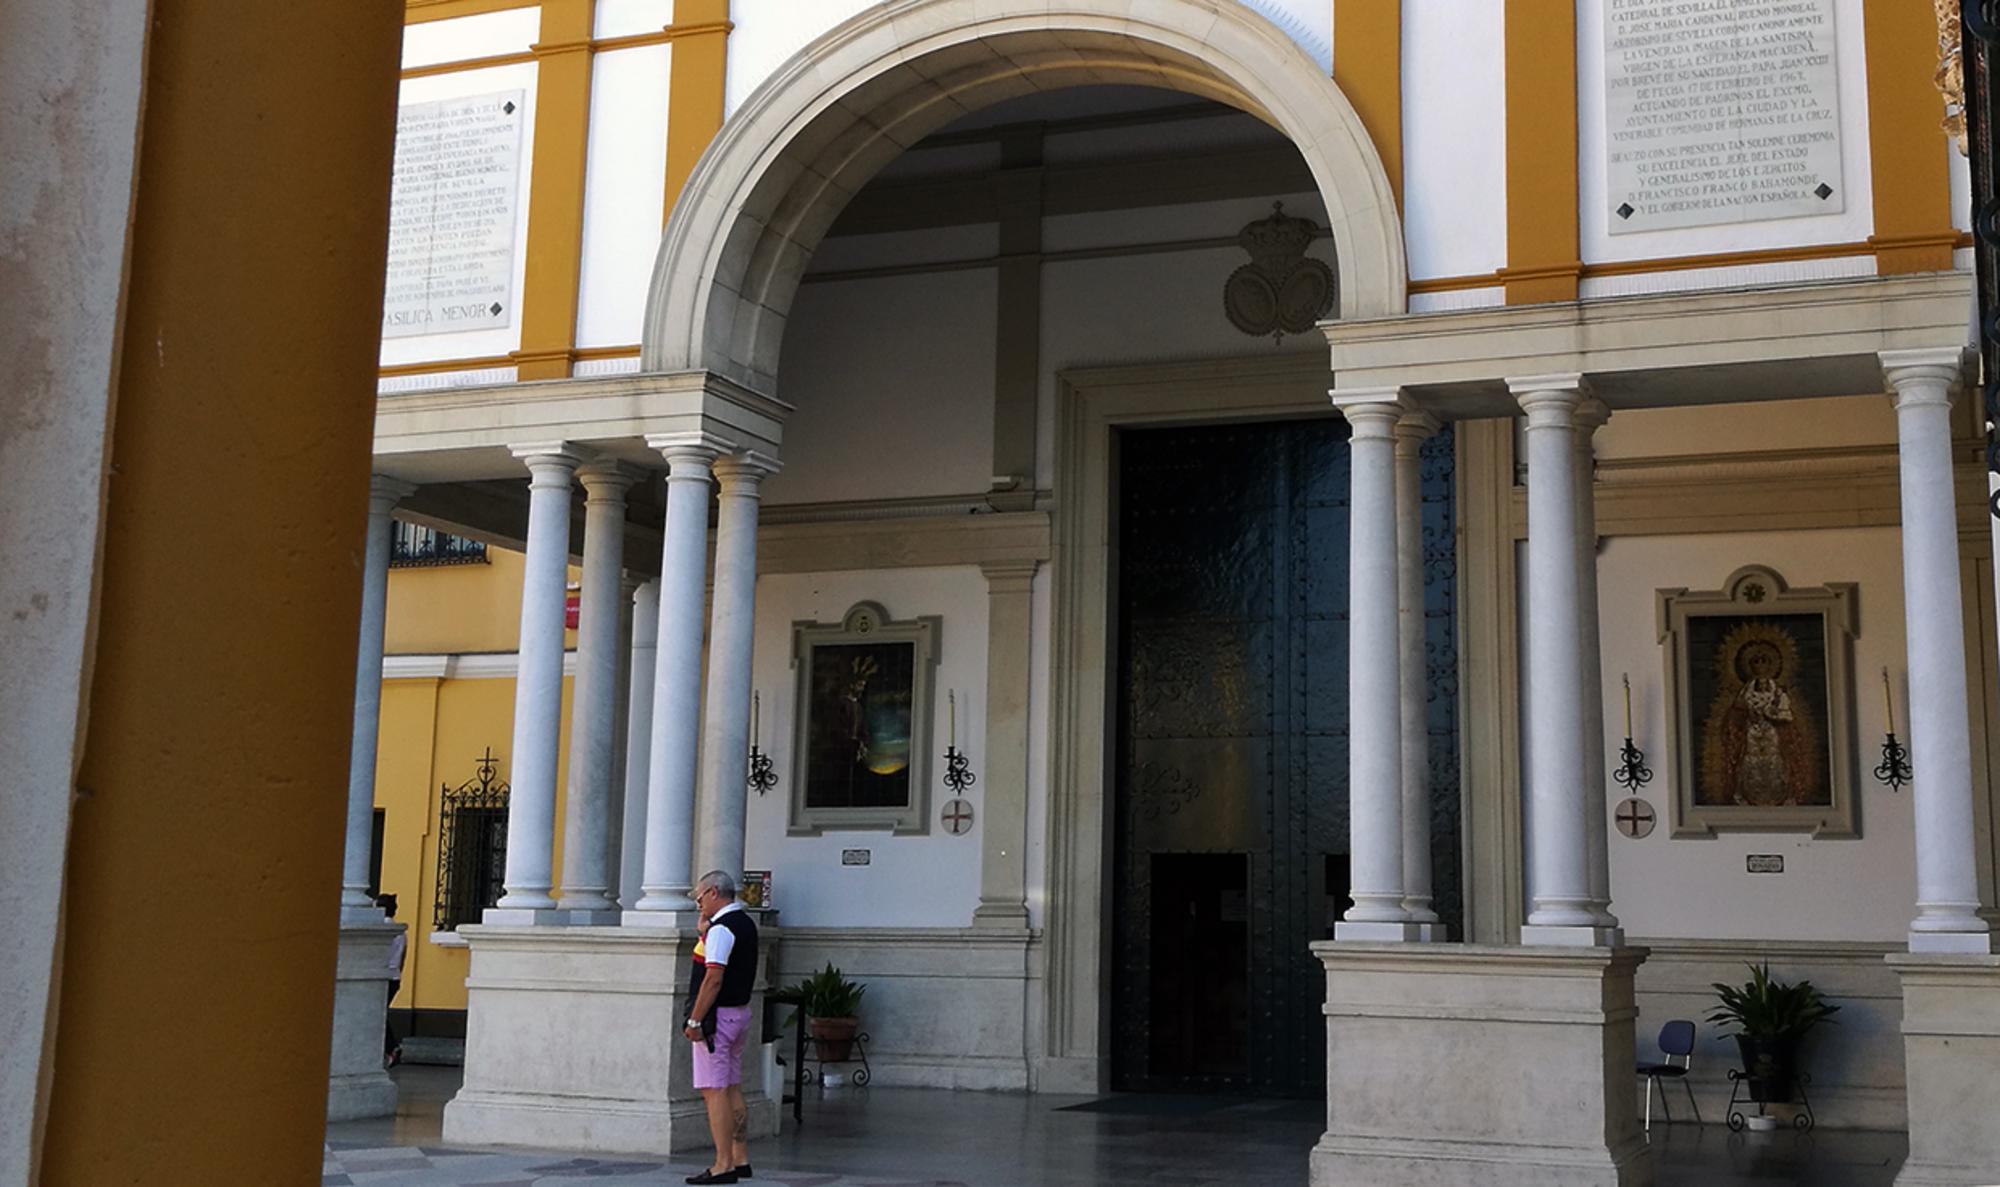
[555,463,636,920]
[628,436,723,920]
[1882,350,1993,952]
[1334,394,1411,935]
[341,475,413,921]
[1573,400,1617,929]
[493,446,583,917]
[1512,378,1598,937]
[694,453,778,882]
[1393,414,1440,929]
[619,579,660,909]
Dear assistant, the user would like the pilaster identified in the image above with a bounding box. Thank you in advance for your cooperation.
[973,559,1038,927]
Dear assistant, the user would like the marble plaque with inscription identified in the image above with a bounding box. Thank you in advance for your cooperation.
[1604,0,1843,234]
[381,90,525,339]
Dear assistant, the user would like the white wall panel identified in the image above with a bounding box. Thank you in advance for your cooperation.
[402,8,541,69]
[746,568,990,927]
[576,44,672,348]
[1576,0,1875,265]
[726,0,874,117]
[380,62,541,366]
[1576,252,1874,300]
[595,0,673,39]
[1598,527,1914,941]
[769,268,998,505]
[1402,0,1507,281]
[1408,285,1504,314]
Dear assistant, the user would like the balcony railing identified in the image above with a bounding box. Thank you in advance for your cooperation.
[390,521,488,568]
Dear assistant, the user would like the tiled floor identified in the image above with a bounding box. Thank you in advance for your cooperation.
[325,1066,1907,1186]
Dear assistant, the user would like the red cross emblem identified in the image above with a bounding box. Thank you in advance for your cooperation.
[942,799,974,835]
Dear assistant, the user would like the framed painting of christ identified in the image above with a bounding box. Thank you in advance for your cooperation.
[1657,565,1859,838]
[789,601,941,836]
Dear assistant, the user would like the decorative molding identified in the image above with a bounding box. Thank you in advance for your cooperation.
[383,650,579,680]
[757,511,1050,576]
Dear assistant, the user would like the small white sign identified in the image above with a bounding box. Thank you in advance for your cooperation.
[381,90,525,339]
[1604,0,1844,233]
[1746,854,1786,874]
[840,848,871,866]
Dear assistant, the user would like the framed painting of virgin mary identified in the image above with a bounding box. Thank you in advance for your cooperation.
[1658,565,1859,838]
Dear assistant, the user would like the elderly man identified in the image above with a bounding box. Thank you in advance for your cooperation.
[681,870,760,1185]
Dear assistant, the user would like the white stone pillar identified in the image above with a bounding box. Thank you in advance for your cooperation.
[695,452,780,882]
[618,579,659,910]
[1332,390,1416,939]
[974,559,1038,928]
[341,475,415,922]
[555,462,639,924]
[488,444,584,923]
[1392,411,1443,938]
[1510,376,1608,945]
[1882,349,1994,953]
[627,434,726,923]
[1572,398,1619,933]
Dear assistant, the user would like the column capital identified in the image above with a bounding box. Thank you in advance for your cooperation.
[509,441,590,472]
[713,450,782,490]
[1392,409,1442,448]
[366,474,417,516]
[576,459,646,498]
[1574,395,1611,434]
[980,558,1039,592]
[645,430,733,466]
[1509,376,1588,428]
[1880,347,1973,405]
[1330,387,1407,437]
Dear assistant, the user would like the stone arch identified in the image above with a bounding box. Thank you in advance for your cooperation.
[640,0,1407,392]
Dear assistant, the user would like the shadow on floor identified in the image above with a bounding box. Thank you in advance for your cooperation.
[328,1068,1906,1186]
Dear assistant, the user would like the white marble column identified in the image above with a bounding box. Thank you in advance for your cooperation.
[1882,349,1994,953]
[1572,398,1619,934]
[1510,376,1610,945]
[341,475,414,922]
[488,444,584,924]
[1332,390,1417,940]
[627,434,726,923]
[619,579,660,909]
[695,452,780,882]
[1392,411,1443,939]
[555,462,639,924]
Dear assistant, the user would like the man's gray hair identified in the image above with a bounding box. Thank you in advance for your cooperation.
[696,870,737,899]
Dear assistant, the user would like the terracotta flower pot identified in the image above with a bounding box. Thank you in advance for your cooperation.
[809,1016,859,1063]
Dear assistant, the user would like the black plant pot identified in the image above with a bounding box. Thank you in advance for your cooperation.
[1734,1034,1799,1103]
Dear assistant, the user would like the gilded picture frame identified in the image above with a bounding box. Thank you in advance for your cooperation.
[1657,565,1859,838]
[789,601,940,836]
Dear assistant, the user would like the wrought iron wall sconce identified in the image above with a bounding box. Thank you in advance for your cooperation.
[747,691,778,795]
[1876,668,1912,792]
[1612,674,1654,792]
[942,690,977,793]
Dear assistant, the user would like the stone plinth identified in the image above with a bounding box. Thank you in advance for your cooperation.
[1311,942,1652,1187]
[442,925,780,1155]
[327,920,404,1122]
[1888,952,2000,1186]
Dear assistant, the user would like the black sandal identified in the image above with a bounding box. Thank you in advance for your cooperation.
[685,1170,739,1185]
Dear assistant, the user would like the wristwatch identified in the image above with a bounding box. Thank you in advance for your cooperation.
[686,1016,703,1029]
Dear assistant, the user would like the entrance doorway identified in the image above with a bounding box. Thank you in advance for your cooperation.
[1109,417,1460,1095]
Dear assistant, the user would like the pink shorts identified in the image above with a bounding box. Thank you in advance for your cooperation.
[691,1005,753,1089]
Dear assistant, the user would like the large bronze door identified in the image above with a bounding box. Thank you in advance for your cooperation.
[1110,417,1459,1096]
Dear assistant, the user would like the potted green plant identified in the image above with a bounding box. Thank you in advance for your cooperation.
[781,962,867,1063]
[1707,962,1840,1106]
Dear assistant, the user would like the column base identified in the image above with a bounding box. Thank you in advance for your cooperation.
[972,901,1030,928]
[1906,930,1995,955]
[1521,924,1626,947]
[1311,941,1651,1187]
[327,920,403,1122]
[1888,952,2000,1186]
[1333,920,1431,942]
[481,906,568,926]
[444,925,783,1156]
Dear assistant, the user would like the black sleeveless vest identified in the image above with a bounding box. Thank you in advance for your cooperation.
[689,908,760,1011]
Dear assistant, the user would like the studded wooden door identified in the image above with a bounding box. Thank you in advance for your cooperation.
[1109,417,1460,1096]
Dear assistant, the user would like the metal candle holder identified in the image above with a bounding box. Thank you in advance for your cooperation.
[942,690,977,793]
[746,691,779,795]
[1612,674,1653,791]
[1876,668,1911,792]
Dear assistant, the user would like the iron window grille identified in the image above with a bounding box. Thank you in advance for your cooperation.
[432,748,510,932]
[391,521,488,568]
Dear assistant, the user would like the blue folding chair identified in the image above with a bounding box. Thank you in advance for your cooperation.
[1636,1019,1701,1131]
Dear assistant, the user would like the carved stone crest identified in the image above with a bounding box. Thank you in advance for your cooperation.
[1223,201,1337,342]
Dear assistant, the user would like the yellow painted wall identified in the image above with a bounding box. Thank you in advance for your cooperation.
[374,672,579,1014]
[386,547,581,655]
